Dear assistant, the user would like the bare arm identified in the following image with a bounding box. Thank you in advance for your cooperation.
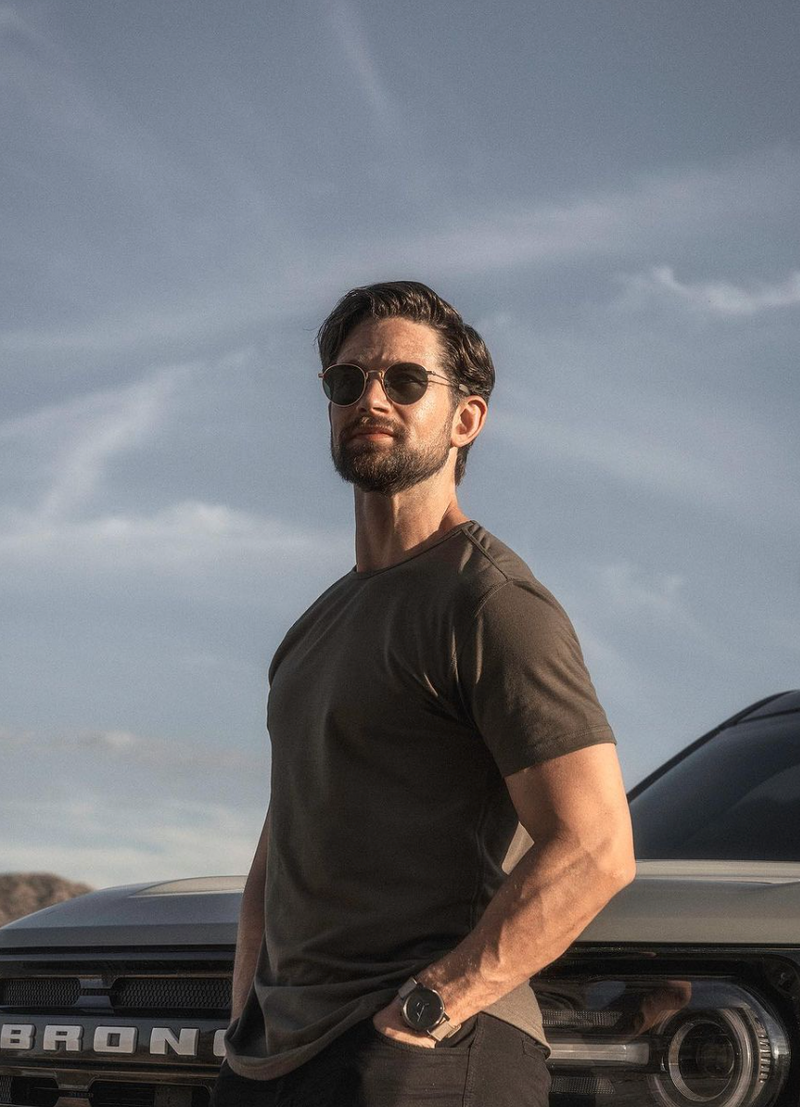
[373,743,635,1042]
[230,804,271,1024]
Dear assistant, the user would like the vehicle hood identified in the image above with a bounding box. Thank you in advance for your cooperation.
[0,876,245,949]
[2,862,799,951]
[577,860,800,945]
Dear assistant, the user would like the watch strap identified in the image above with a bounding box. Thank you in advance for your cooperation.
[397,976,419,1001]
[427,1015,463,1041]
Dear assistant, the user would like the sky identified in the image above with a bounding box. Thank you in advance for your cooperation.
[2,0,798,889]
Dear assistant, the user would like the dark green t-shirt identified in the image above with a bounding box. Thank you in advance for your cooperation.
[224,521,615,1079]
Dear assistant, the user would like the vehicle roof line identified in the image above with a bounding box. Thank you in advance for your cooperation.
[626,690,798,803]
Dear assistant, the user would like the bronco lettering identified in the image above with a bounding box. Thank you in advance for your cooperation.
[0,1023,225,1058]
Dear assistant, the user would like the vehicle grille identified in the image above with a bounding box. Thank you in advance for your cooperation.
[112,977,231,1011]
[0,954,228,1106]
[89,1084,155,1107]
[0,978,81,1006]
[92,1082,210,1107]
[0,977,231,1013]
[1,1078,211,1107]
[1,1077,58,1107]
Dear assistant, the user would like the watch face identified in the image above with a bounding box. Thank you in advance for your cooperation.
[403,986,445,1031]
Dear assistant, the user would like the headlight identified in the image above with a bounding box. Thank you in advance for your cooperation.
[537,977,790,1107]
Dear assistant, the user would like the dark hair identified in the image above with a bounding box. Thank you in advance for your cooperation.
[316,280,495,485]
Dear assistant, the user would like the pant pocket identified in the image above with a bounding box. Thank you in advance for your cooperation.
[464,1014,551,1107]
[358,1032,470,1106]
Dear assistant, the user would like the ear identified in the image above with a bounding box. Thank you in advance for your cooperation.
[451,395,488,449]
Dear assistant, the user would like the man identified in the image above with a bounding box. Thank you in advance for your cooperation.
[211,281,635,1106]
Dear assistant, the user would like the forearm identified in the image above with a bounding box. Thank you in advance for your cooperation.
[417,829,634,1025]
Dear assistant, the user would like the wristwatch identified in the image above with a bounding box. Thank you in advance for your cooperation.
[397,977,462,1041]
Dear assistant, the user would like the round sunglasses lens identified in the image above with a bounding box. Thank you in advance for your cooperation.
[384,363,428,404]
[324,365,364,405]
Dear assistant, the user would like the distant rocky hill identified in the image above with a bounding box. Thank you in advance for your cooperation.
[0,873,93,926]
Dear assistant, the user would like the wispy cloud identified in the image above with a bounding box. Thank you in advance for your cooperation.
[0,717,268,881]
[0,293,297,357]
[592,560,713,644]
[619,265,800,316]
[1,2,190,205]
[491,371,797,528]
[0,360,351,600]
[492,407,725,512]
[0,724,268,885]
[552,560,718,698]
[323,0,399,132]
[596,561,686,617]
[563,616,649,715]
[0,500,348,590]
[0,725,255,773]
[42,372,185,521]
[1,3,297,356]
[0,796,258,887]
[3,146,798,357]
[1,366,190,523]
[81,729,139,751]
[371,148,800,278]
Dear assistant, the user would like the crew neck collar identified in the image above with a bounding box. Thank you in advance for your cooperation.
[350,520,476,578]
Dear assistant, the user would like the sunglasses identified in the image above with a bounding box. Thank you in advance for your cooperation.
[318,362,471,407]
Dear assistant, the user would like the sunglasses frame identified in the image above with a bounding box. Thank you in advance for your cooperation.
[319,362,472,407]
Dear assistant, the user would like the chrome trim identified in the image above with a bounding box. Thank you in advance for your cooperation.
[547,1037,650,1066]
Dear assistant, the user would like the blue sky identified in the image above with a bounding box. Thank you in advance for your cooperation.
[2,0,798,888]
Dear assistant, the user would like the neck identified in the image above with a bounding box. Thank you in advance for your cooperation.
[352,478,470,573]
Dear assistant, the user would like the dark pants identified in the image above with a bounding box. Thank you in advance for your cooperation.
[210,1012,551,1106]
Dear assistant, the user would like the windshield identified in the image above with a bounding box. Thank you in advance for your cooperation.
[630,713,800,861]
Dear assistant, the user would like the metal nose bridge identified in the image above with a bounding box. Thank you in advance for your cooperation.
[361,367,392,396]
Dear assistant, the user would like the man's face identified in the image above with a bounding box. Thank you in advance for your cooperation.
[327,317,461,496]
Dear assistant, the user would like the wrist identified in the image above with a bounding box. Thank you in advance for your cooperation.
[417,971,483,1029]
[372,1000,436,1048]
[397,976,463,1040]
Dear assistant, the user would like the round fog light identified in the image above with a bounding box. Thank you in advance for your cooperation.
[651,1009,763,1107]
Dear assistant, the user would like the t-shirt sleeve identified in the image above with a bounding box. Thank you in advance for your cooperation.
[455,578,616,777]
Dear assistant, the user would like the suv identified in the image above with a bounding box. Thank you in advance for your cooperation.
[2,691,799,1107]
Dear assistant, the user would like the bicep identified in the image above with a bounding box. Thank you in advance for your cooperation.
[504,744,631,848]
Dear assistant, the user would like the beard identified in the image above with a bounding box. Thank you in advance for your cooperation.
[330,418,453,496]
